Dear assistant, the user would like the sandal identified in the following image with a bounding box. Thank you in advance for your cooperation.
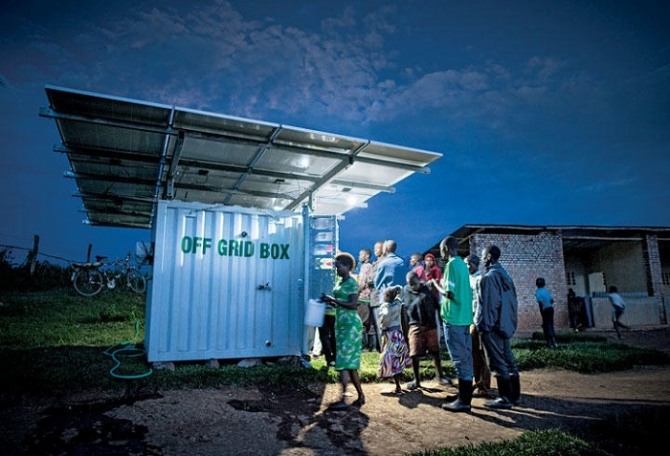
[328,401,349,411]
[406,380,420,390]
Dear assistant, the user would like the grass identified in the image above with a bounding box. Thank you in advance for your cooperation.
[414,429,601,456]
[1,289,669,455]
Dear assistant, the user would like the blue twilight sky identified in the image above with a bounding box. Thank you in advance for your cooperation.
[1,0,669,265]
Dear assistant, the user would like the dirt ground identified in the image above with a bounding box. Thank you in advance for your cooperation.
[3,327,670,456]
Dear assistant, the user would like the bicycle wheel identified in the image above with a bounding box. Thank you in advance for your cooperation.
[73,268,105,297]
[126,269,147,294]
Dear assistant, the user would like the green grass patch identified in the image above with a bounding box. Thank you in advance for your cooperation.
[410,428,604,456]
[1,290,668,456]
[514,336,669,373]
[1,289,668,397]
[0,289,145,348]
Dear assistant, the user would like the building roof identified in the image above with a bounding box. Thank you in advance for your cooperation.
[40,85,442,229]
[426,224,670,257]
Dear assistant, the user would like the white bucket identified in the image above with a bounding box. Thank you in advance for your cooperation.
[304,299,326,327]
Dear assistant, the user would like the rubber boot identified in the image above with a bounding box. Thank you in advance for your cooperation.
[441,379,472,412]
[509,374,521,405]
[484,376,513,409]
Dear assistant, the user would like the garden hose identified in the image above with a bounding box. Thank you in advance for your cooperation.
[102,319,153,379]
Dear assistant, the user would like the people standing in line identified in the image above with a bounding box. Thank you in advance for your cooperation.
[374,240,405,293]
[424,253,442,284]
[367,240,385,352]
[476,244,521,409]
[378,285,412,395]
[357,248,372,276]
[404,270,450,390]
[430,236,473,413]
[424,253,444,347]
[466,254,492,398]
[321,252,365,410]
[373,240,405,348]
[409,252,427,282]
[607,285,628,339]
[356,247,374,349]
[353,248,366,276]
[535,277,558,348]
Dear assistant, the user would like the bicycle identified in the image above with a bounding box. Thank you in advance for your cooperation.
[71,252,147,297]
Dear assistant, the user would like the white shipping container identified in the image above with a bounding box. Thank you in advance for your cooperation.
[146,200,307,362]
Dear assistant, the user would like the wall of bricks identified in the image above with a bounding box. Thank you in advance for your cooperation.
[644,235,667,324]
[468,231,568,332]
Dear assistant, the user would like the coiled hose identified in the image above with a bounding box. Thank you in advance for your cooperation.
[102,320,153,379]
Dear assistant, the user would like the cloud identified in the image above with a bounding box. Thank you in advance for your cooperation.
[575,177,638,194]
[525,56,564,81]
[2,1,667,161]
[0,1,580,134]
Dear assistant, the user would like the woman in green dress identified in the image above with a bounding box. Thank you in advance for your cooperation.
[321,252,365,410]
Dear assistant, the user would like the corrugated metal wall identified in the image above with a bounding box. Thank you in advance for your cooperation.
[146,201,306,362]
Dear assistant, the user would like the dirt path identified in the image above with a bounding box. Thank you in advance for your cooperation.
[4,327,670,455]
[104,365,670,455]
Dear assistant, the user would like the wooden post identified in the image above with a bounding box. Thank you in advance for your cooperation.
[28,235,39,275]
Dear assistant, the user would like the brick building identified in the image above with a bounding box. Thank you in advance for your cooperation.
[424,225,670,333]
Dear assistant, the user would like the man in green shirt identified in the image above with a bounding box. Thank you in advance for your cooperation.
[430,236,473,412]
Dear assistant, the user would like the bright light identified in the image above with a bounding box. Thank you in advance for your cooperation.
[297,156,310,169]
[271,197,283,211]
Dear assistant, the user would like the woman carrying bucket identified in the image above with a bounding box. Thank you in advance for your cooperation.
[321,252,365,410]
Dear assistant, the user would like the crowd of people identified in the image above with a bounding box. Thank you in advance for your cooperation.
[317,237,522,413]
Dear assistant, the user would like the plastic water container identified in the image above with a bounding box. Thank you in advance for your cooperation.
[304,299,325,327]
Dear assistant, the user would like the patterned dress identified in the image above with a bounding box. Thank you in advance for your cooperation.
[334,276,363,371]
[378,298,412,378]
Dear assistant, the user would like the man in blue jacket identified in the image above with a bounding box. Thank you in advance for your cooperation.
[475,244,521,409]
[373,240,405,303]
[372,240,405,350]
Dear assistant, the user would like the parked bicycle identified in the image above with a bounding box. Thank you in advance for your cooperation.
[71,252,147,297]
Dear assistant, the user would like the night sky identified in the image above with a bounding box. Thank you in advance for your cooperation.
[1,0,668,265]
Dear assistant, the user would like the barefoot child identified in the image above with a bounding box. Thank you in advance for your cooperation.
[405,270,449,390]
[378,285,412,395]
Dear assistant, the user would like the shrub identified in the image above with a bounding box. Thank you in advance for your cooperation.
[0,249,70,292]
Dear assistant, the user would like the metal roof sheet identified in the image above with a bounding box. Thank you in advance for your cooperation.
[425,224,670,258]
[40,85,442,228]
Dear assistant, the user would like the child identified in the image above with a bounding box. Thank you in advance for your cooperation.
[607,285,628,339]
[378,285,412,395]
[404,271,449,390]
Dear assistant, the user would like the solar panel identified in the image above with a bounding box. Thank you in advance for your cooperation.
[41,85,442,228]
